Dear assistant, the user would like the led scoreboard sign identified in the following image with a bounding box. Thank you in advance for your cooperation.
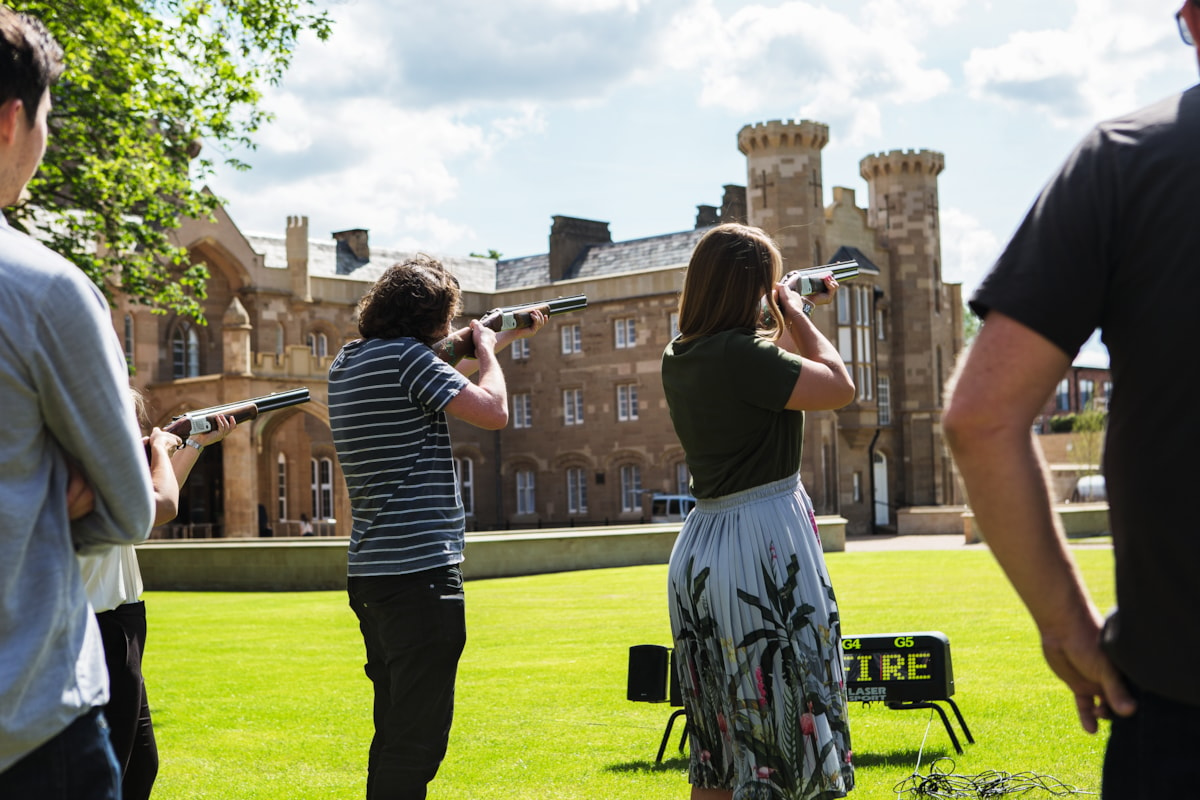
[842,631,954,704]
[841,631,974,753]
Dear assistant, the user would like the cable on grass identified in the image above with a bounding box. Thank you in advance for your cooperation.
[893,757,1097,798]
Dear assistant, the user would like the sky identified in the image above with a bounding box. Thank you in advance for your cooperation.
[207,0,1197,310]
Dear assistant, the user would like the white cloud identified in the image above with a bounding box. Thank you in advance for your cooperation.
[659,1,952,144]
[938,207,1002,298]
[964,1,1179,126]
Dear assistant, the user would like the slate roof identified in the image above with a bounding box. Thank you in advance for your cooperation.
[496,227,712,290]
[243,233,498,294]
[829,245,882,275]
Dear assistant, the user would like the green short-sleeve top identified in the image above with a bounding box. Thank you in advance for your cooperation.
[661,328,804,498]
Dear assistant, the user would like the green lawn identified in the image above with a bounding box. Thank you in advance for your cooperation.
[143,546,1115,799]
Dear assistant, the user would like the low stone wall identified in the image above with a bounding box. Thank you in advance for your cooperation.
[962,502,1110,545]
[136,516,850,591]
[897,506,969,536]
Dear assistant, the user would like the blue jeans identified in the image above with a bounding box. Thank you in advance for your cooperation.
[1103,682,1200,798]
[348,565,467,800]
[0,707,120,800]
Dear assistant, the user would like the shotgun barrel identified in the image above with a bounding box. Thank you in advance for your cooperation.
[783,259,859,296]
[164,388,310,437]
[434,294,589,364]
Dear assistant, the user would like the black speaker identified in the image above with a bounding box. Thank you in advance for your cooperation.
[627,644,670,702]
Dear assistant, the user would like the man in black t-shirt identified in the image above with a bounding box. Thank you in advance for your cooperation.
[945,3,1200,797]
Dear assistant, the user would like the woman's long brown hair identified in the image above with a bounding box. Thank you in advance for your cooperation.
[675,223,784,344]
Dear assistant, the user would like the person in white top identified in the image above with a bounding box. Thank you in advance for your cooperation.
[76,396,233,800]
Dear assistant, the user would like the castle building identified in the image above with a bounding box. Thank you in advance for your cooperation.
[116,118,962,539]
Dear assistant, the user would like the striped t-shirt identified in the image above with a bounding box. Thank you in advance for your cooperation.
[328,337,469,577]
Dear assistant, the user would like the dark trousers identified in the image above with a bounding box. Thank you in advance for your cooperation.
[348,566,467,800]
[0,707,120,800]
[96,601,158,800]
[1103,681,1200,798]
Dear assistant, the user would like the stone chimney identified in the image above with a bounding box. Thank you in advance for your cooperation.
[286,216,311,303]
[720,184,747,225]
[549,216,611,282]
[333,228,370,275]
[695,205,720,228]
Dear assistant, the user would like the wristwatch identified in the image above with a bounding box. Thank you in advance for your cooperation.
[800,301,815,317]
[184,438,204,453]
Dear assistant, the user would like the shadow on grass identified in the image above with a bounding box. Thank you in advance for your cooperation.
[606,756,689,773]
[853,747,954,768]
[606,748,951,776]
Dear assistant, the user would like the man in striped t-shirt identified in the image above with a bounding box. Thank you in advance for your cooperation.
[329,255,544,800]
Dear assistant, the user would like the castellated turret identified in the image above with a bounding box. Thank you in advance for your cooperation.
[737,119,829,269]
[859,148,954,507]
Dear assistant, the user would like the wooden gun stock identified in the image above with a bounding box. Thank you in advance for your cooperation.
[433,294,588,365]
[163,388,310,438]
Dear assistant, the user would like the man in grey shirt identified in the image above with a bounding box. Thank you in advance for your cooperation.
[0,8,155,798]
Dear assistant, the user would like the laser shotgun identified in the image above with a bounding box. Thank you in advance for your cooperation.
[433,294,588,365]
[163,388,311,438]
[782,259,859,296]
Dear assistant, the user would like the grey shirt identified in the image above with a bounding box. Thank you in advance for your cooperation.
[0,218,155,771]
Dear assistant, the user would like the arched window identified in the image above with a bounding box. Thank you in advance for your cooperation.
[566,466,588,514]
[311,457,333,519]
[454,457,475,516]
[275,322,285,356]
[307,331,328,358]
[123,314,134,368]
[619,464,642,512]
[276,452,288,521]
[172,324,200,378]
[515,468,536,515]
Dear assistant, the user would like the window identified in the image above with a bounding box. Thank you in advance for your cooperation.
[614,317,636,349]
[675,462,690,496]
[516,469,536,515]
[876,308,885,340]
[307,331,328,358]
[852,472,862,503]
[561,324,582,354]
[620,464,642,512]
[171,324,200,378]
[1079,378,1095,410]
[512,338,530,360]
[513,393,533,429]
[839,286,873,402]
[312,457,333,519]
[669,312,680,341]
[123,314,134,368]
[455,457,475,516]
[877,376,891,426]
[567,467,588,514]
[276,323,285,356]
[1055,379,1070,412]
[563,388,583,426]
[276,453,288,521]
[617,383,639,421]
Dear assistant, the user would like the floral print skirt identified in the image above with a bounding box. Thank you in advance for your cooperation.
[667,472,854,799]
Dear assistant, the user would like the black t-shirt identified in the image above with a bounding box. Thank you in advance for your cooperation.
[971,84,1200,704]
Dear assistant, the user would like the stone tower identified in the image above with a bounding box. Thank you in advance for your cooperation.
[737,120,829,270]
[859,149,958,505]
[738,120,841,513]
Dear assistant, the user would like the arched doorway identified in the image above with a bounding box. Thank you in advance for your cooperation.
[872,450,889,527]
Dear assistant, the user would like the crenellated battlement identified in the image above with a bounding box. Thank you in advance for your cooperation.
[859,149,945,181]
[738,119,829,155]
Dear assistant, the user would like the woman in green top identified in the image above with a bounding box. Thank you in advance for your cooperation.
[661,223,856,800]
